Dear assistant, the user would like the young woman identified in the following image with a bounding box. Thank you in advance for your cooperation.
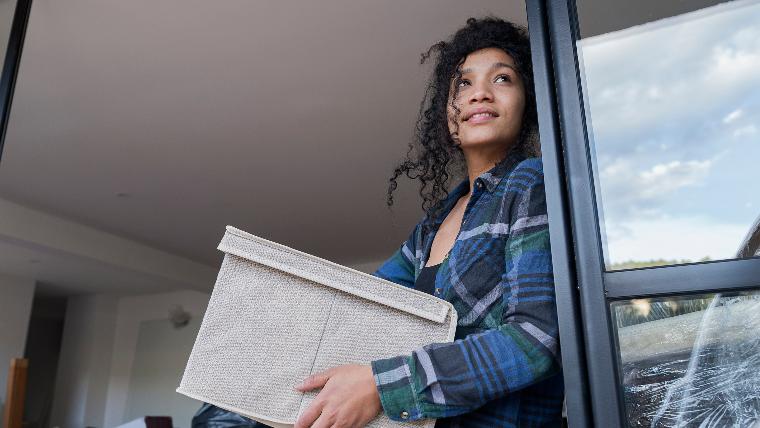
[293,17,563,428]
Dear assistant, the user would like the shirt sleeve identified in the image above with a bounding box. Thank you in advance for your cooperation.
[371,165,561,421]
[372,223,421,289]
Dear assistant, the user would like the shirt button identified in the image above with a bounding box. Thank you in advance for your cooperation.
[400,411,410,420]
[476,181,483,189]
[435,287,442,295]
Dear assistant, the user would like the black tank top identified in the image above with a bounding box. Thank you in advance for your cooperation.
[414,263,454,428]
[415,263,441,296]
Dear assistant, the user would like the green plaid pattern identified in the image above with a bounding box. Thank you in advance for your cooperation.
[372,154,564,427]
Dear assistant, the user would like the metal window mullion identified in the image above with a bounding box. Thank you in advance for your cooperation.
[546,0,625,426]
[525,1,593,427]
[605,257,760,299]
[0,0,33,163]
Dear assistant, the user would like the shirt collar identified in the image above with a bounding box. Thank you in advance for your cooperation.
[427,151,526,226]
[477,150,525,193]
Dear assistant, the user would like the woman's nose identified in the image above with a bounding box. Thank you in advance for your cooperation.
[469,81,493,103]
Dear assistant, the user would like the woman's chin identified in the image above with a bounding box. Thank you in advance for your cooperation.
[458,134,514,152]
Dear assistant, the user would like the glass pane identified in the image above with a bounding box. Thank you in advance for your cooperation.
[612,291,760,427]
[576,0,760,270]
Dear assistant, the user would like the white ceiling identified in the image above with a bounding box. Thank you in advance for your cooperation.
[0,0,527,294]
[0,238,190,296]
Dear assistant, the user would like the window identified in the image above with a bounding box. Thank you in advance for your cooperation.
[577,0,760,270]
[612,291,760,426]
[527,0,760,425]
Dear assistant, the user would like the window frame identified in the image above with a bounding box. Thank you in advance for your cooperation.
[525,0,760,426]
[0,0,32,163]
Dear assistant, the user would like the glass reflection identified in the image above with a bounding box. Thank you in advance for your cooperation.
[612,292,760,427]
[577,0,760,270]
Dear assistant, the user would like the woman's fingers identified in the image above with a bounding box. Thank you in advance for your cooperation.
[294,365,379,427]
[294,398,325,428]
[296,371,330,392]
[310,411,336,428]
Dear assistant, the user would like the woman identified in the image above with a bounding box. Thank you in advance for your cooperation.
[293,17,563,428]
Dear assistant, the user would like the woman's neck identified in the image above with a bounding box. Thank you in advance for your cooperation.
[462,145,511,193]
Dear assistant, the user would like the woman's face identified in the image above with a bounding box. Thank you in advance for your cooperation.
[448,47,526,152]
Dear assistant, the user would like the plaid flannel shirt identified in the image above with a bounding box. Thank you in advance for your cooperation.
[372,154,564,427]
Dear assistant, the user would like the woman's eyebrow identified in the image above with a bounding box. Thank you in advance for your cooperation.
[459,62,516,75]
[491,62,516,72]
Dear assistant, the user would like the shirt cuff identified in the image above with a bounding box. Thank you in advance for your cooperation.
[371,355,423,422]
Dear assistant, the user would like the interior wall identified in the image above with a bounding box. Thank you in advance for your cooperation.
[349,260,383,275]
[0,197,217,296]
[102,274,380,427]
[49,294,118,428]
[23,296,67,428]
[0,273,35,415]
[123,316,203,427]
[44,261,381,428]
[104,290,210,428]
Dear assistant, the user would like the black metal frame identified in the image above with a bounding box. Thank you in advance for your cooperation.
[525,1,593,427]
[606,258,760,299]
[0,0,32,163]
[526,0,760,426]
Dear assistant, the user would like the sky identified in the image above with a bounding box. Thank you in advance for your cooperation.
[577,0,760,267]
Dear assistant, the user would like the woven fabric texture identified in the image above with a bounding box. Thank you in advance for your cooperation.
[178,226,458,428]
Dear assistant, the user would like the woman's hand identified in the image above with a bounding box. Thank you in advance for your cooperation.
[294,364,382,428]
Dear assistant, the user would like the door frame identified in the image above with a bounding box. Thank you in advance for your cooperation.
[525,0,760,426]
[0,0,32,163]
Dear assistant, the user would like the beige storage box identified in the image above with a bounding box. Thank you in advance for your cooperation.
[177,226,457,428]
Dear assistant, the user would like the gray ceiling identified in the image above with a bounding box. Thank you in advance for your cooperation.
[0,0,527,286]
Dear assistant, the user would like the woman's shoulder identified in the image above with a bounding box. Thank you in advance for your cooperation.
[503,156,545,186]
[513,156,544,174]
[496,157,548,221]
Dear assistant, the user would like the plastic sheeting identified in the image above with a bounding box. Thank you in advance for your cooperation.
[615,293,760,427]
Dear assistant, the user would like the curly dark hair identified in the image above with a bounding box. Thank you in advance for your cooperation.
[386,17,538,218]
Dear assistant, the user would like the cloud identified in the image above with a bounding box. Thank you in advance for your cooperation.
[723,109,743,124]
[637,160,712,198]
[605,216,749,265]
[733,125,758,137]
[707,26,760,84]
[576,0,760,267]
[579,2,760,149]
[597,157,713,222]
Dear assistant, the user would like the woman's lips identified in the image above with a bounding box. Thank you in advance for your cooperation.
[466,112,498,124]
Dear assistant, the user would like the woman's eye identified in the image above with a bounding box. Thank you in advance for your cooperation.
[495,74,511,83]
[457,79,471,88]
